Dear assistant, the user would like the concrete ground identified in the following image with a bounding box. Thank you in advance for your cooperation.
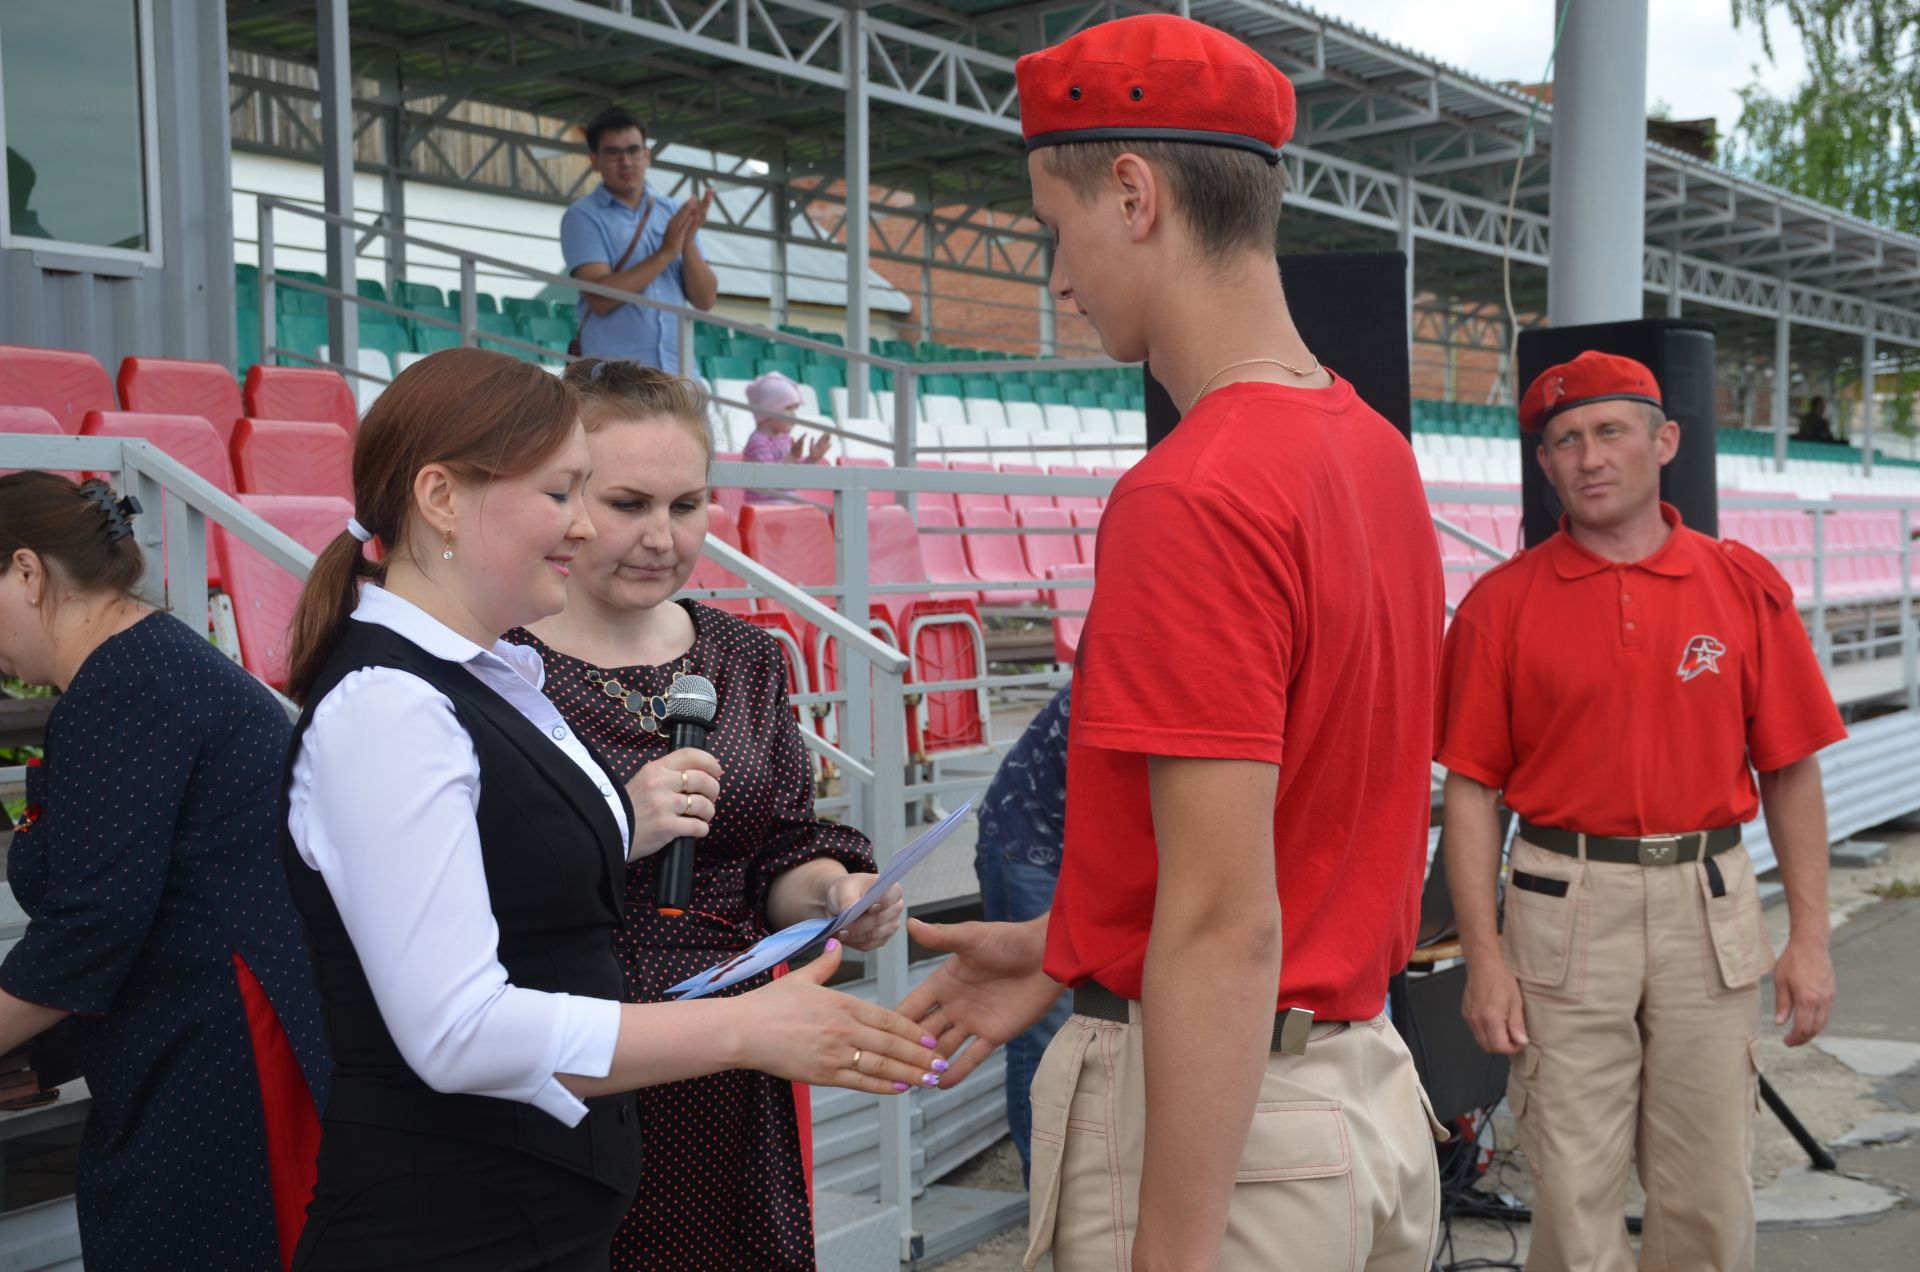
[923,825,1920,1271]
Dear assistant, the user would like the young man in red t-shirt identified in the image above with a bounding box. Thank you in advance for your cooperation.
[898,15,1447,1270]
[1436,352,1844,1271]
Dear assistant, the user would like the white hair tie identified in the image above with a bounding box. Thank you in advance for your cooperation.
[346,517,374,543]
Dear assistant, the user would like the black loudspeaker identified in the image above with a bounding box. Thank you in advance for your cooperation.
[1516,319,1719,546]
[1145,250,1411,447]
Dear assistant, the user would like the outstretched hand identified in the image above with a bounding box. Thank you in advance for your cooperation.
[896,917,1063,1089]
[735,940,946,1095]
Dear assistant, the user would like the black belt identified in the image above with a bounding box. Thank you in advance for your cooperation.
[1518,819,1741,866]
[1071,980,1317,1056]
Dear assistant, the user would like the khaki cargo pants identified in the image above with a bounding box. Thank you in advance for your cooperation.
[1023,1001,1446,1271]
[1502,837,1770,1272]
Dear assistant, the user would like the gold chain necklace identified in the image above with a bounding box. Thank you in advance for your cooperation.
[584,656,696,734]
[1187,354,1323,413]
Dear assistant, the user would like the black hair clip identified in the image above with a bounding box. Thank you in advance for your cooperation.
[82,484,142,543]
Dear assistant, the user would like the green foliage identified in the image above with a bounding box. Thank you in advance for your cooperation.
[1726,2,1920,233]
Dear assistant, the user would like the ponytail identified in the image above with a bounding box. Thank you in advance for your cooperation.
[284,533,382,704]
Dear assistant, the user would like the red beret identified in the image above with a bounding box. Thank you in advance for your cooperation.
[1016,15,1295,164]
[1519,351,1665,433]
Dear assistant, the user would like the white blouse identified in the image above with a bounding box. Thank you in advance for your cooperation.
[287,585,631,1127]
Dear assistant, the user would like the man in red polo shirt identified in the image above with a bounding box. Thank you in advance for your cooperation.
[1437,351,1845,1271]
[898,14,1447,1270]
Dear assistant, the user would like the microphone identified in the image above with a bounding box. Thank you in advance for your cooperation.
[654,672,718,917]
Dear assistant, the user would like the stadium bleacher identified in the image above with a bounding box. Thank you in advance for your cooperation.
[5,333,1916,713]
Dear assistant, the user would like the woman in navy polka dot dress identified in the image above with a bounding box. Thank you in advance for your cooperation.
[510,361,909,1271]
[0,473,331,1271]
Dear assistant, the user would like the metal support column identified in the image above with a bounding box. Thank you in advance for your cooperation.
[770,157,791,328]
[1396,145,1415,355]
[1547,0,1649,325]
[1862,322,1877,476]
[845,11,873,419]
[1773,299,1791,473]
[1667,242,1683,318]
[919,180,936,345]
[317,0,359,376]
[380,53,409,299]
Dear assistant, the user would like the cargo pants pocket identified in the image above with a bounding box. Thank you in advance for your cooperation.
[1023,1019,1097,1270]
[1698,846,1774,994]
[1501,856,1589,1001]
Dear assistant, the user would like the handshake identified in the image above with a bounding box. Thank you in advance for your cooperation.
[726,913,1061,1098]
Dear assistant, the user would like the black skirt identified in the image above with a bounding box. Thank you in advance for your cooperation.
[292,1122,635,1272]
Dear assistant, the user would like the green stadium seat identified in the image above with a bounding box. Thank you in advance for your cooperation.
[236,307,261,372]
[396,279,446,310]
[448,290,500,316]
[357,279,388,304]
[408,304,460,344]
[1033,385,1068,405]
[476,311,528,358]
[502,296,551,320]
[703,356,756,382]
[801,365,845,397]
[961,378,1002,401]
[412,323,462,355]
[520,315,574,354]
[1000,383,1035,403]
[276,314,328,365]
[922,374,963,397]
[552,299,579,322]
[277,284,328,317]
[722,338,769,362]
[756,359,802,381]
[1099,392,1130,411]
[359,322,411,366]
[236,262,259,285]
[1067,389,1101,409]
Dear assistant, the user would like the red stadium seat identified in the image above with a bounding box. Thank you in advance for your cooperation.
[737,502,838,680]
[711,452,746,524]
[1049,464,1102,514]
[957,506,1042,605]
[220,495,352,688]
[243,365,358,438]
[1019,507,1081,580]
[1048,562,1095,663]
[914,460,958,518]
[1071,507,1102,564]
[81,410,236,585]
[683,502,755,616]
[230,417,352,499]
[0,344,117,434]
[837,456,894,507]
[0,405,79,479]
[913,504,981,594]
[863,505,988,757]
[118,357,246,447]
[950,461,1005,515]
[82,410,235,494]
[999,463,1056,517]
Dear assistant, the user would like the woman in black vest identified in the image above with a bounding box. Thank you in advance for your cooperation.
[279,348,942,1272]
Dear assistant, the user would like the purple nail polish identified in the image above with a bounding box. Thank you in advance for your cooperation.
[931,1057,950,1073]
[922,1073,940,1087]
[921,1034,939,1048]
[892,1081,910,1092]
[825,938,839,953]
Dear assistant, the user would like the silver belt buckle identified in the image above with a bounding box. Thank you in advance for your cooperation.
[1278,1007,1314,1056]
[1637,834,1683,866]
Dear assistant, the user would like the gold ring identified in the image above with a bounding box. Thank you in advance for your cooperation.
[851,1048,863,1071]
[679,770,689,793]
[683,793,694,816]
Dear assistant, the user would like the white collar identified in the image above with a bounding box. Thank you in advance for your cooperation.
[349,584,547,691]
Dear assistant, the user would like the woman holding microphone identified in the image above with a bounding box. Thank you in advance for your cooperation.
[280,348,940,1272]
[510,358,903,1270]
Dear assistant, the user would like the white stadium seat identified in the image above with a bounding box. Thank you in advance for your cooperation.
[923,394,970,431]
[1076,406,1117,437]
[1005,400,1046,431]
[1042,403,1083,434]
[1113,409,1147,440]
[965,397,1010,430]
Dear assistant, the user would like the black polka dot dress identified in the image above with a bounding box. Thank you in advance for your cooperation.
[0,613,331,1271]
[509,603,873,1272]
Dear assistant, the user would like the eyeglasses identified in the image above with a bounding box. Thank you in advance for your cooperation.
[596,144,647,163]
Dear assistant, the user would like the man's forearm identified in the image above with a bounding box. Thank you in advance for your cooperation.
[581,248,680,315]
[1134,756,1281,1271]
[1442,771,1505,965]
[1759,758,1831,943]
[682,243,720,310]
[1136,905,1280,1270]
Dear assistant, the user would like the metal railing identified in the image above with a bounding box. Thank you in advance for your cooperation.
[255,197,1141,472]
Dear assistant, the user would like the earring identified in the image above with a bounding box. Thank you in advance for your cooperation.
[442,531,455,562]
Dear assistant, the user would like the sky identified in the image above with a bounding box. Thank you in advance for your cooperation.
[1313,0,1811,139]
